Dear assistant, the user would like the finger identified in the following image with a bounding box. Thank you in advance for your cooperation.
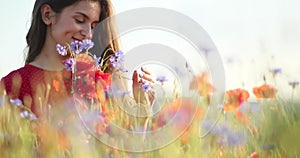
[132,70,141,101]
[132,70,139,86]
[139,74,154,83]
[141,67,151,75]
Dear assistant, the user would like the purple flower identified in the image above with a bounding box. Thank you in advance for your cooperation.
[56,44,67,56]
[289,81,299,89]
[109,56,117,68]
[201,121,246,146]
[93,54,102,67]
[20,110,37,120]
[269,68,282,76]
[156,76,168,84]
[270,68,281,74]
[218,131,245,146]
[200,47,212,57]
[109,50,127,71]
[141,82,152,92]
[115,50,124,60]
[201,121,230,135]
[82,39,94,50]
[64,58,74,72]
[114,50,125,63]
[70,40,84,54]
[9,98,23,106]
[119,66,128,72]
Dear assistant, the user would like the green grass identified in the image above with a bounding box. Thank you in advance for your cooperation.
[1,91,300,157]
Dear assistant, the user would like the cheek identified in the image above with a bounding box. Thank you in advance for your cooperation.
[59,21,80,35]
[51,22,81,43]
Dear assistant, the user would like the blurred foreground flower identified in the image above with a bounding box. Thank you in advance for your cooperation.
[249,151,259,158]
[201,121,246,147]
[189,72,214,97]
[74,54,112,103]
[155,98,198,145]
[253,84,276,99]
[9,98,23,106]
[224,88,249,112]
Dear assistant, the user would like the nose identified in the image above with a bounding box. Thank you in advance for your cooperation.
[81,24,93,39]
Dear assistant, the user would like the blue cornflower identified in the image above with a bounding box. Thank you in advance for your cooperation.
[64,58,75,72]
[270,68,281,74]
[156,76,168,84]
[115,50,124,61]
[109,56,117,68]
[218,131,245,146]
[93,54,102,67]
[289,81,299,89]
[201,120,246,147]
[269,68,282,76]
[82,39,94,50]
[119,66,128,72]
[109,50,127,72]
[200,121,230,135]
[56,44,67,56]
[70,40,84,54]
[20,110,37,120]
[141,82,152,92]
[9,98,23,106]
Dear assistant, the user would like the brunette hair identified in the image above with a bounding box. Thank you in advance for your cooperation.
[25,0,119,64]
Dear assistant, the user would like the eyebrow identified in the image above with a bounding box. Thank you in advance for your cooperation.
[75,12,99,23]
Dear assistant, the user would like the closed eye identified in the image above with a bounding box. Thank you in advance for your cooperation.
[75,18,84,23]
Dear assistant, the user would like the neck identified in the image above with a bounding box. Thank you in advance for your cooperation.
[30,37,67,71]
[31,52,66,71]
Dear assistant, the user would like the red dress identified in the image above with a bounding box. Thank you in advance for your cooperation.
[1,54,112,118]
[1,64,72,117]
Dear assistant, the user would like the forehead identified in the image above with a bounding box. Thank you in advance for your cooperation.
[63,1,101,20]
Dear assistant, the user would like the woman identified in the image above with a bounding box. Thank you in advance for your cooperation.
[1,0,115,115]
[0,0,154,156]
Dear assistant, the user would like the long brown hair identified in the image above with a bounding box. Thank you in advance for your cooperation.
[25,0,120,64]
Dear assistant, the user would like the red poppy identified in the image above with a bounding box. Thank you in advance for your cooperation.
[253,84,276,99]
[74,54,112,100]
[249,151,259,158]
[235,111,248,124]
[224,88,249,112]
[189,72,214,97]
[95,69,112,91]
[155,98,197,145]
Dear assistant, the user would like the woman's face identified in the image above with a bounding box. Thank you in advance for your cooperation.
[49,1,101,45]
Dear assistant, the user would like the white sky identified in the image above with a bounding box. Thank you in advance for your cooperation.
[0,0,299,96]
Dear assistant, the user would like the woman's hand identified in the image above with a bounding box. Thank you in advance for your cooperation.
[132,67,155,106]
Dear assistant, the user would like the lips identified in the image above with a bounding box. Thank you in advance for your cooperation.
[72,37,83,42]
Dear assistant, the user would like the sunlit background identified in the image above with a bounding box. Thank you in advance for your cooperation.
[0,0,299,99]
